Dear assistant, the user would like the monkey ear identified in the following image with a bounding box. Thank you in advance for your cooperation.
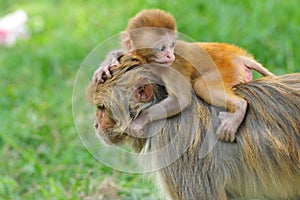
[121,31,133,52]
[133,78,153,103]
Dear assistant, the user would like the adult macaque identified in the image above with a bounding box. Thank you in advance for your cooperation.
[87,55,300,199]
[93,9,274,142]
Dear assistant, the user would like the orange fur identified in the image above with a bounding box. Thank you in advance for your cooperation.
[124,9,274,141]
[127,9,176,30]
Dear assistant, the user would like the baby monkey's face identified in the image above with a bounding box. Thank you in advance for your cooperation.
[152,34,176,66]
[131,30,176,67]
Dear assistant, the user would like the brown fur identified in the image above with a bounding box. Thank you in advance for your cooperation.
[87,54,300,199]
[127,9,176,30]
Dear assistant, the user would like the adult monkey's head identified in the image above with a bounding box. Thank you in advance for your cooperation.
[86,52,168,150]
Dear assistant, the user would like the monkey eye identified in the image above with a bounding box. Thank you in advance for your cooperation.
[170,42,175,48]
[156,45,166,52]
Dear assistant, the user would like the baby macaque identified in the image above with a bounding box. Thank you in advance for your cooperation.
[93,9,274,142]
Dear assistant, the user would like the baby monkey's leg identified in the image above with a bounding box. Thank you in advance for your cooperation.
[193,76,247,142]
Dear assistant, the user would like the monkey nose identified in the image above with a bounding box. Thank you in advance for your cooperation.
[168,52,175,61]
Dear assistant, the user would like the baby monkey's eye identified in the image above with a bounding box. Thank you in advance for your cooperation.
[156,45,166,52]
[170,42,175,48]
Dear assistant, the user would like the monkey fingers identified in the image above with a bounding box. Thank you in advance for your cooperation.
[93,66,113,83]
[93,56,121,83]
[216,112,237,142]
[93,69,102,83]
[128,121,145,138]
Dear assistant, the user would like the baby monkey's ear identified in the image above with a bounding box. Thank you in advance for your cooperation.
[133,77,153,103]
[121,31,132,52]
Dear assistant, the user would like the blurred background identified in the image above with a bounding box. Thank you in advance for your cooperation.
[0,0,299,199]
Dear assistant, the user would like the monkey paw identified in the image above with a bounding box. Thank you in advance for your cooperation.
[128,122,145,138]
[216,112,238,142]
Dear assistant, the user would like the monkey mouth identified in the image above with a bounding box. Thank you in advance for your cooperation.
[159,61,173,66]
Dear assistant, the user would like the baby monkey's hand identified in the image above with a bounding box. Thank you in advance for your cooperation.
[93,50,123,83]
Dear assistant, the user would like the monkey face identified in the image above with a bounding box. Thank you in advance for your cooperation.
[88,54,164,146]
[132,31,176,66]
[151,34,176,66]
[93,81,159,145]
[94,103,125,145]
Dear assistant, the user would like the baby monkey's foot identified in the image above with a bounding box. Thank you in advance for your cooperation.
[216,112,240,142]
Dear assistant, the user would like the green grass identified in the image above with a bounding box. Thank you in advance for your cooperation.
[0,0,299,199]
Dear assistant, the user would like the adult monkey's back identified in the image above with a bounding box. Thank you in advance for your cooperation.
[88,57,300,199]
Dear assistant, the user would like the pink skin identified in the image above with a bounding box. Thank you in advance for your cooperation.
[245,67,253,82]
[152,37,176,67]
[155,51,175,66]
